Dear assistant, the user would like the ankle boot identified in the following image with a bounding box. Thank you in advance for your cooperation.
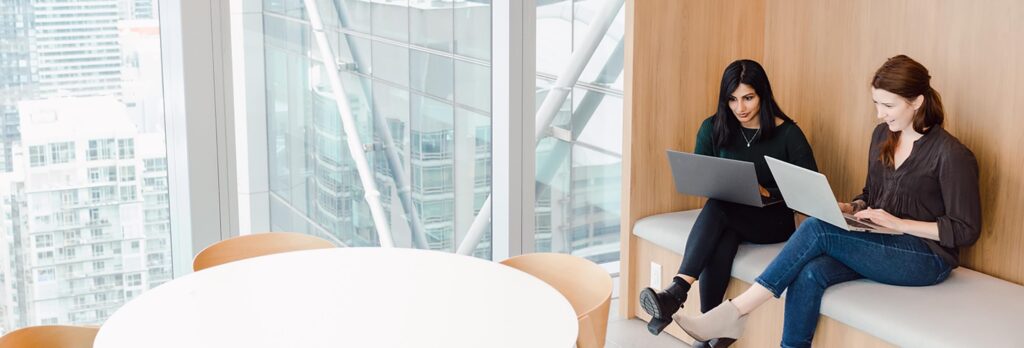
[639,279,689,335]
[646,316,672,336]
[692,338,737,348]
[672,300,747,342]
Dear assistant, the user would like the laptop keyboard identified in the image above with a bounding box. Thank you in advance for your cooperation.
[845,217,875,230]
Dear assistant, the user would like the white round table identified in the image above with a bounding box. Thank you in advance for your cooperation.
[94,248,578,348]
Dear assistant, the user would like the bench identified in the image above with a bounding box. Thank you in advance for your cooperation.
[633,209,1024,347]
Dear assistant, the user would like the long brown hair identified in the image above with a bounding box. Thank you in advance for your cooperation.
[871,55,945,167]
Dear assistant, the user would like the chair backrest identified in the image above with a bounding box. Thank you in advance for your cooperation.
[193,232,335,271]
[0,325,99,348]
[500,253,613,348]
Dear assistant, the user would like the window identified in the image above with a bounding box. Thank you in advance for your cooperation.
[88,139,115,161]
[49,142,75,164]
[90,188,103,202]
[37,251,54,261]
[35,234,53,248]
[144,209,169,222]
[533,0,625,265]
[58,212,77,226]
[90,186,115,203]
[88,166,117,183]
[120,186,137,202]
[143,177,167,191]
[144,158,166,172]
[60,190,79,206]
[92,244,104,257]
[126,273,142,286]
[93,261,105,272]
[88,168,101,183]
[118,139,134,160]
[414,165,454,194]
[29,145,47,167]
[39,269,56,282]
[264,0,492,254]
[119,166,135,181]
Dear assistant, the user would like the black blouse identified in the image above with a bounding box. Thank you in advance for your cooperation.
[853,123,982,267]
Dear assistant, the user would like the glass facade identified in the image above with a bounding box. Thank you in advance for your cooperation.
[0,0,172,333]
[264,0,493,258]
[534,0,625,264]
[0,0,626,337]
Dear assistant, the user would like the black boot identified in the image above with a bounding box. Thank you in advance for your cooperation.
[692,338,736,348]
[639,277,690,335]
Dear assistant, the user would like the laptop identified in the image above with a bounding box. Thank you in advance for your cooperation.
[666,150,783,207]
[764,156,901,234]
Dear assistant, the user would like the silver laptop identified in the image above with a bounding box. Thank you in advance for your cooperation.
[764,156,901,234]
[666,150,782,207]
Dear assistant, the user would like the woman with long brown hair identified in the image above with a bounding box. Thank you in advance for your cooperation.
[671,55,982,347]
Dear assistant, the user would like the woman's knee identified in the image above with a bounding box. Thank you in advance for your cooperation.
[801,217,829,228]
[702,198,730,214]
[793,261,831,290]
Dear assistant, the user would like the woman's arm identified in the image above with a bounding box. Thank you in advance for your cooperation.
[853,208,940,240]
[934,144,982,247]
[785,124,818,172]
[694,118,715,156]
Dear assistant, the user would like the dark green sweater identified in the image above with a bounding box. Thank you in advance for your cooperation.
[694,116,818,198]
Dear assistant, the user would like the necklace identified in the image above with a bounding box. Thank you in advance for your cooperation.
[741,127,761,147]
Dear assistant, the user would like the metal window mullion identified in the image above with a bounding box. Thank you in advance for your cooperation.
[161,0,238,278]
[458,0,536,259]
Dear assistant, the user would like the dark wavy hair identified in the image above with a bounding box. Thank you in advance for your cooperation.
[712,59,793,149]
[871,55,945,167]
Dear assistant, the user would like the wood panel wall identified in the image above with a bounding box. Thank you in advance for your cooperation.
[623,0,1024,345]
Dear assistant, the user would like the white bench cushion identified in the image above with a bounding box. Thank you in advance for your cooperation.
[633,210,1024,347]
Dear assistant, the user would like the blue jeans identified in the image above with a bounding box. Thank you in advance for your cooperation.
[753,218,952,348]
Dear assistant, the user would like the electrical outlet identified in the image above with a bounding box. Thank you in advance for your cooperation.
[650,261,662,289]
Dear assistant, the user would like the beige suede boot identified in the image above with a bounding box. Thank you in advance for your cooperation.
[671,300,747,342]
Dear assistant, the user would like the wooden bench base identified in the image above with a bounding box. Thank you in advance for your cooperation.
[633,238,895,347]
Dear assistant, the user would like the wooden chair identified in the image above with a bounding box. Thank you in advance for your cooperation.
[193,232,335,271]
[500,253,614,348]
[0,325,99,348]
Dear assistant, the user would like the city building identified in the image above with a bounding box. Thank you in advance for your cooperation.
[9,97,169,327]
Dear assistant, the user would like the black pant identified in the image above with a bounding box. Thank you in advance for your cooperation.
[677,199,795,313]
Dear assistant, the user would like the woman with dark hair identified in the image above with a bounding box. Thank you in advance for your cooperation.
[673,55,981,348]
[638,59,818,344]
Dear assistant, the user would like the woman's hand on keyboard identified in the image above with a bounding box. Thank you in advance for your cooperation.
[853,208,906,231]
